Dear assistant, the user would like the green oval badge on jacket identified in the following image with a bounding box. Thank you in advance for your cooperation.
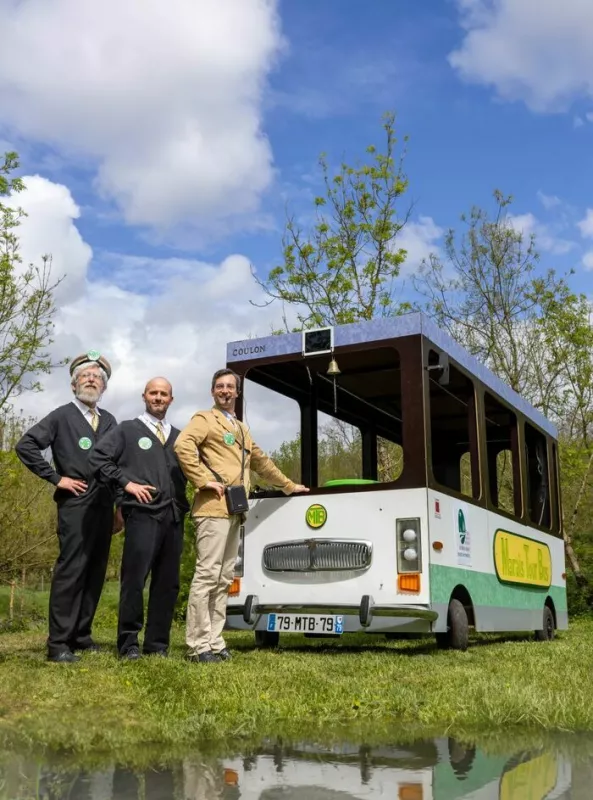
[78,437,92,450]
[223,432,235,446]
[138,437,153,450]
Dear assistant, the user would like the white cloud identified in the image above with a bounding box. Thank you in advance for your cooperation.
[582,250,593,270]
[537,191,561,210]
[508,212,576,255]
[6,175,92,304]
[0,0,282,233]
[11,176,299,452]
[577,209,593,238]
[450,0,593,112]
[398,216,443,274]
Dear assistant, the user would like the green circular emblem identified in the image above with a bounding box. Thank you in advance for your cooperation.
[223,432,236,446]
[86,349,101,361]
[78,437,92,451]
[306,504,327,529]
[138,437,153,450]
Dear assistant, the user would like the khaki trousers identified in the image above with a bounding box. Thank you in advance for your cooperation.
[186,515,241,655]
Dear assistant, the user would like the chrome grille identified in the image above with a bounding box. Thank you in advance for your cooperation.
[263,539,372,572]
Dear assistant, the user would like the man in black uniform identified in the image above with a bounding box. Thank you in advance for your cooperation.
[15,351,120,663]
[89,377,189,659]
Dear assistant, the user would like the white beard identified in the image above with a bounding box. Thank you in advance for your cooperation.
[75,386,103,405]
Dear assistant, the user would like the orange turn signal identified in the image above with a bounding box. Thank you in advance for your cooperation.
[229,578,241,596]
[399,784,423,800]
[398,573,420,593]
[432,541,443,551]
[561,572,566,580]
[224,769,239,786]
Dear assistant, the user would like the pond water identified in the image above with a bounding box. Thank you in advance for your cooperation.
[1,734,591,799]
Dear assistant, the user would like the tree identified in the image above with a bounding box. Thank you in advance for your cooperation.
[414,190,593,603]
[0,152,63,597]
[0,151,62,419]
[254,113,411,330]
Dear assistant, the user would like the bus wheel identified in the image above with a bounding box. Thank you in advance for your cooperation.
[534,606,555,642]
[255,630,279,648]
[435,599,469,651]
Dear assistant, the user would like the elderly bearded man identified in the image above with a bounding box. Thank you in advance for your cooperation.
[15,352,120,663]
[174,368,309,663]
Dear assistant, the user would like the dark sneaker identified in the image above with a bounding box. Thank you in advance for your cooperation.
[78,643,101,653]
[188,651,221,663]
[214,648,232,661]
[120,646,141,661]
[47,650,80,664]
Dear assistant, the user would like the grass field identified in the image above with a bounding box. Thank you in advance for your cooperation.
[1,583,592,758]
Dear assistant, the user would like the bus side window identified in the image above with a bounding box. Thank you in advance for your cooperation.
[525,423,551,528]
[428,356,479,498]
[484,392,521,518]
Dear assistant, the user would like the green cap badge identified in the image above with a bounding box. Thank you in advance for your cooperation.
[86,349,101,361]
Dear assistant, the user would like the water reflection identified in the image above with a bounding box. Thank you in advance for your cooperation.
[0,735,584,799]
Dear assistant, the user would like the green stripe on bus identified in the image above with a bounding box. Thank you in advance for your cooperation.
[429,564,567,611]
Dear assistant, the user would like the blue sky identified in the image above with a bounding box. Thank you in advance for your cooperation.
[1,0,593,438]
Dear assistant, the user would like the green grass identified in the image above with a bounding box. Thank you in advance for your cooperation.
[1,585,593,759]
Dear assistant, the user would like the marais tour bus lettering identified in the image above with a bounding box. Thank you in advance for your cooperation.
[495,530,551,587]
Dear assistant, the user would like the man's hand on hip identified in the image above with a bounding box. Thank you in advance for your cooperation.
[124,482,156,503]
[205,480,226,499]
[57,476,88,496]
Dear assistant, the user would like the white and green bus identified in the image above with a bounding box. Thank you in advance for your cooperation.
[221,738,571,799]
[225,313,567,649]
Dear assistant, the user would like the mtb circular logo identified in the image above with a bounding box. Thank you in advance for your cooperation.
[138,437,153,450]
[78,437,92,450]
[306,503,327,529]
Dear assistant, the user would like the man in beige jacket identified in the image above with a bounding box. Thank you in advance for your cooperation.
[174,368,308,663]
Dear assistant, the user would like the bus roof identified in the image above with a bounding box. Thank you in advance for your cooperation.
[227,312,557,438]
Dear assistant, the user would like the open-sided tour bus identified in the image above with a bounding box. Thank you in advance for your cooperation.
[225,313,567,649]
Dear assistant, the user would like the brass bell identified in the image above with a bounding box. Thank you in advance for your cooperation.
[326,357,341,377]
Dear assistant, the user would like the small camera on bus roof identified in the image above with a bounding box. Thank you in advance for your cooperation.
[302,327,333,357]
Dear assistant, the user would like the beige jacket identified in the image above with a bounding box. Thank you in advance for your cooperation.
[174,407,297,518]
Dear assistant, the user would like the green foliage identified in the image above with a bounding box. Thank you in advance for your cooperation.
[0,415,57,585]
[257,113,411,330]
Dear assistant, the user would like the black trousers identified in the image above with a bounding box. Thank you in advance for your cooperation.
[118,505,184,655]
[48,500,113,656]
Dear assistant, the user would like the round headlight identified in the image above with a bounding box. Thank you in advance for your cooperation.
[403,547,418,562]
[402,528,417,543]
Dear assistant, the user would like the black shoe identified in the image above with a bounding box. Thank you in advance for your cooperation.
[214,648,232,661]
[48,651,80,664]
[77,643,101,653]
[187,651,221,663]
[120,646,141,661]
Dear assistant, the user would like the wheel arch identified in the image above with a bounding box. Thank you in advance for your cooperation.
[449,584,475,627]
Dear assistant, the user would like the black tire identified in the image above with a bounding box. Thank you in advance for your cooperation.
[255,630,279,648]
[448,738,476,776]
[435,598,469,651]
[534,605,555,641]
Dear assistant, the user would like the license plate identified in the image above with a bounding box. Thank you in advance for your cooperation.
[267,613,344,634]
